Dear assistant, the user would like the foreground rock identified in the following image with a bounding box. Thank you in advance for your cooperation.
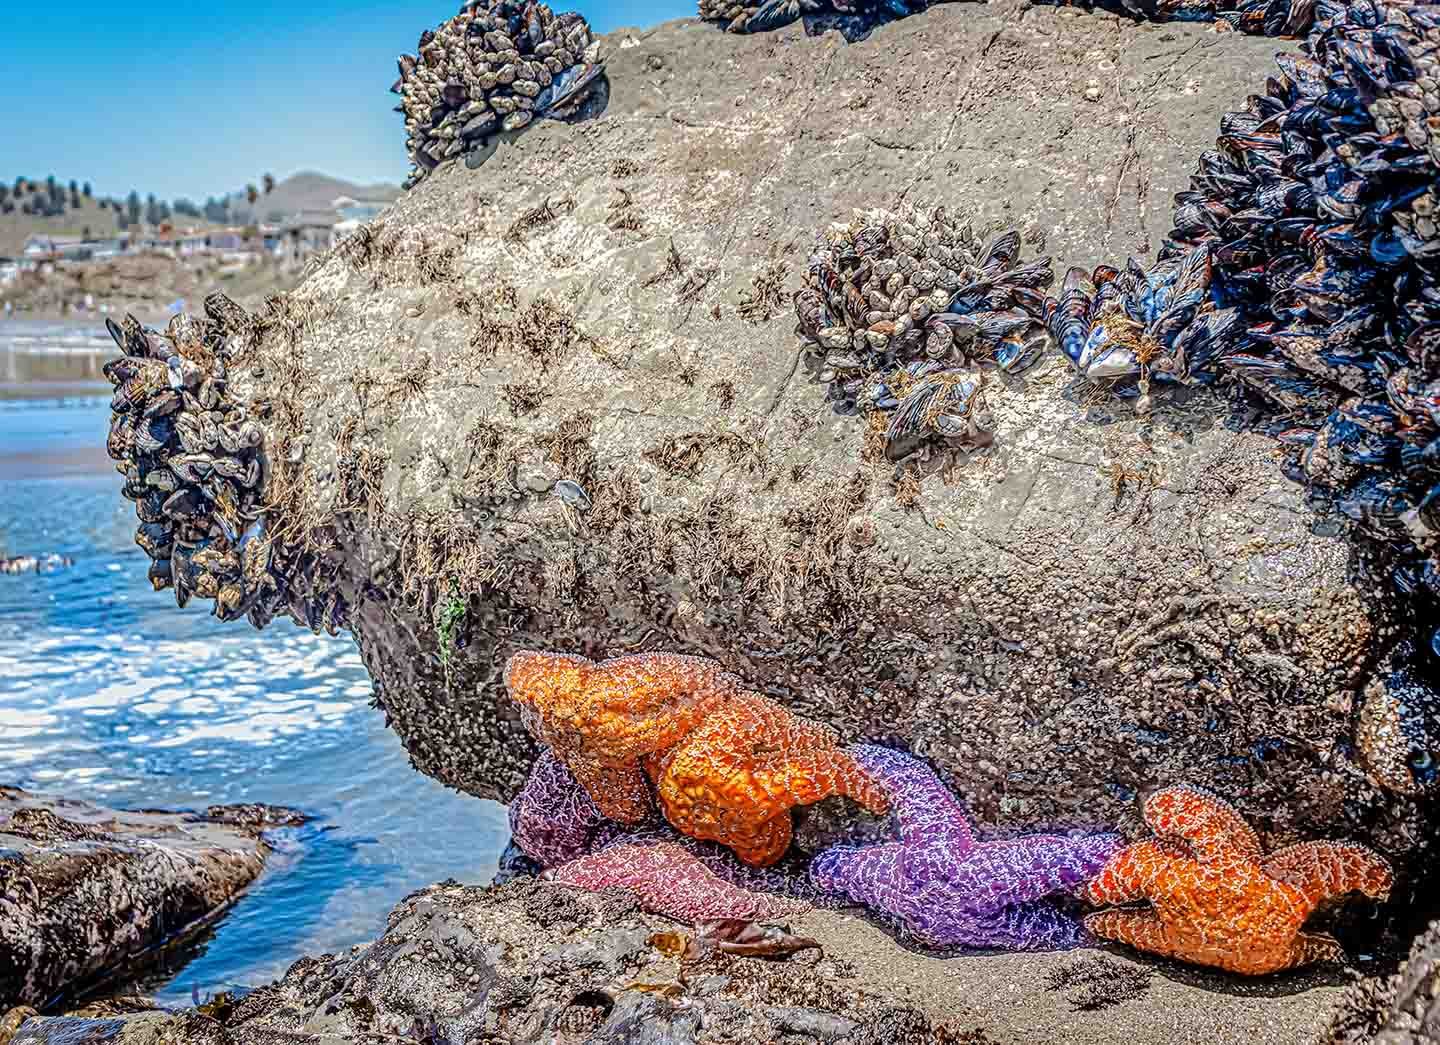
[0,787,303,1011]
[7,878,1353,1044]
[1328,921,1440,1045]
[115,10,1434,874]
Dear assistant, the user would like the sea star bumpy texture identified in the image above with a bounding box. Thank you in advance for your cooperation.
[810,745,1122,950]
[504,651,748,825]
[646,692,891,866]
[504,651,889,866]
[1083,785,1395,975]
[509,747,827,903]
[545,841,808,923]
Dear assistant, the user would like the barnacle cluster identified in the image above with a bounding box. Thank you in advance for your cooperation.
[699,0,940,37]
[392,0,605,188]
[795,205,1053,462]
[103,296,345,635]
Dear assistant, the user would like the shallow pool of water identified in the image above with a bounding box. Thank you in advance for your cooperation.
[0,366,509,1004]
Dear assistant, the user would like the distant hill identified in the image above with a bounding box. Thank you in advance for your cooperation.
[0,171,401,258]
[0,195,129,258]
[226,172,402,225]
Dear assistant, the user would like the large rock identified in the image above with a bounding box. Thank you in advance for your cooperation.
[0,787,302,1011]
[138,11,1435,867]
[5,878,1351,1044]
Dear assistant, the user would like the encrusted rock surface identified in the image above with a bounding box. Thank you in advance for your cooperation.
[0,787,303,1012]
[1327,920,1440,1045]
[4,878,1355,1044]
[157,10,1434,878]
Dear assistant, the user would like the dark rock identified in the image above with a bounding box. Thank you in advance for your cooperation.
[0,787,302,1012]
[1326,921,1440,1045]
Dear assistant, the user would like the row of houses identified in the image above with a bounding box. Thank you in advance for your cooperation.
[0,195,391,283]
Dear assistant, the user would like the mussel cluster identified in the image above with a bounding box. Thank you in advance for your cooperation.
[795,205,1054,462]
[392,0,605,188]
[103,295,287,628]
[699,0,940,36]
[1034,0,1440,786]
[1043,0,1318,35]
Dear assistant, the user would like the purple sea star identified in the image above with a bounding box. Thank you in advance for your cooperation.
[509,747,824,903]
[809,745,1123,950]
[508,747,610,868]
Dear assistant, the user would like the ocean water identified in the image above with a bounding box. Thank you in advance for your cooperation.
[0,323,510,1005]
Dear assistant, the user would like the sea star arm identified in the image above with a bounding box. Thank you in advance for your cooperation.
[848,744,972,848]
[808,840,910,914]
[568,754,652,824]
[1084,909,1182,961]
[547,842,805,924]
[966,833,1123,908]
[1082,839,1184,906]
[1287,931,1346,969]
[967,901,1089,951]
[509,749,610,867]
[1260,841,1394,904]
[754,750,891,815]
[1142,784,1261,863]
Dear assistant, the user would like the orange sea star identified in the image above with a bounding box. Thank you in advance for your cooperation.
[504,650,889,866]
[1082,784,1394,976]
[645,692,891,866]
[504,651,748,824]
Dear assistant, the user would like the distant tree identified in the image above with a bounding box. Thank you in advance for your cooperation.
[126,191,141,228]
[70,188,80,210]
[245,184,259,206]
[158,200,171,222]
[173,198,201,218]
[82,181,92,197]
[68,179,78,196]
[262,173,275,195]
[12,177,24,194]
[0,185,7,205]
[45,174,56,196]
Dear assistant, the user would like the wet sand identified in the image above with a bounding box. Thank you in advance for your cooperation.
[0,445,114,482]
[798,910,1346,1045]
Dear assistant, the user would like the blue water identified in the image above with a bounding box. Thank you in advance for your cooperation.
[0,379,510,1003]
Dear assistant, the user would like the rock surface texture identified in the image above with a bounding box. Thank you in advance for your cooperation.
[0,787,302,1011]
[166,10,1435,872]
[2,879,1353,1044]
[1327,920,1440,1045]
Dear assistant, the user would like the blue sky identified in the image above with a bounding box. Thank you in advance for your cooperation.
[1,0,689,202]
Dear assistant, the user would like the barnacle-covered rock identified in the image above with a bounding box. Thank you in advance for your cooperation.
[796,203,1052,461]
[1070,0,1440,745]
[392,0,607,188]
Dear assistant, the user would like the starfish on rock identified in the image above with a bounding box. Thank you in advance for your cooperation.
[508,746,828,902]
[504,650,748,824]
[1083,784,1394,975]
[810,745,1121,950]
[504,650,889,866]
[545,841,809,924]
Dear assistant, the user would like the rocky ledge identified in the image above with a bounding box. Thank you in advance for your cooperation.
[2,877,1372,1045]
[107,7,1437,881]
[0,787,304,1012]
